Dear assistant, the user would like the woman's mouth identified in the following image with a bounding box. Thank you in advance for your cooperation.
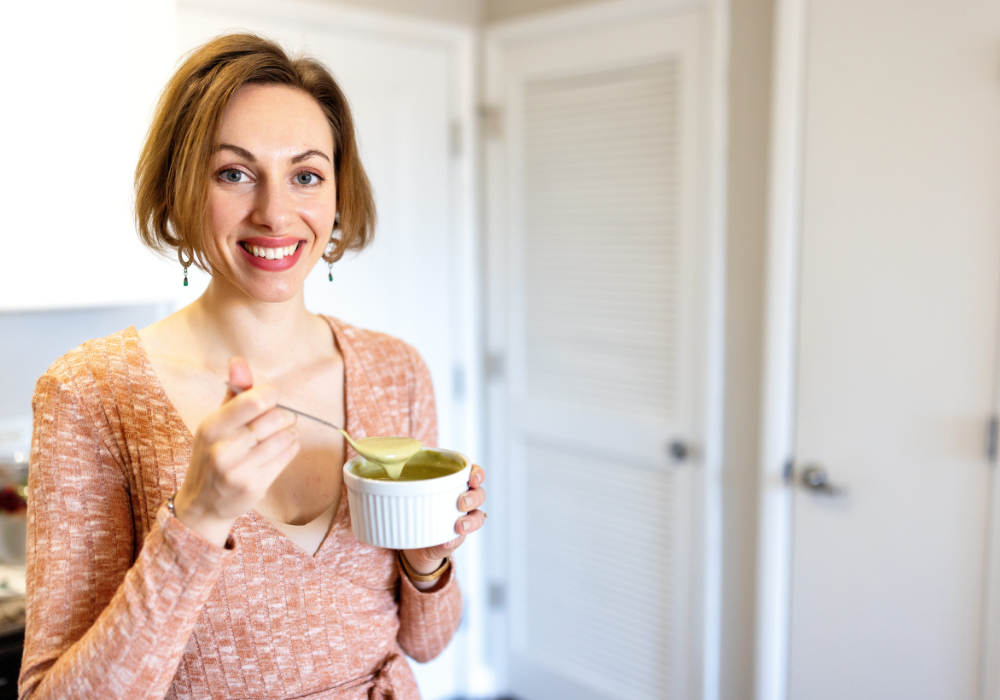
[237,237,306,271]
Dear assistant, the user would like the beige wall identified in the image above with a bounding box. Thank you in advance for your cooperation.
[484,0,603,23]
[321,0,607,26]
[321,0,483,24]
[721,0,772,697]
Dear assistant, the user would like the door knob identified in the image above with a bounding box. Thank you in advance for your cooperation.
[668,440,690,463]
[800,464,845,496]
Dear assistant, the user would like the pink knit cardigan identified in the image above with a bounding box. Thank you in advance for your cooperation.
[20,316,462,700]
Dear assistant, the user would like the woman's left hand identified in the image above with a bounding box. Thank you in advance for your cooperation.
[402,465,486,586]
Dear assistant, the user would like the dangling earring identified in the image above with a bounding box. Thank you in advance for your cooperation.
[179,248,193,287]
[327,213,341,283]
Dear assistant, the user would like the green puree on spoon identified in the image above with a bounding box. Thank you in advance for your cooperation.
[345,436,422,479]
[225,382,421,479]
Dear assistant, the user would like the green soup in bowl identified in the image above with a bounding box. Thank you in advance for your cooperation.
[350,449,465,482]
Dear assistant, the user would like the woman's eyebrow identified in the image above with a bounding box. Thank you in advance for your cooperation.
[291,149,331,164]
[218,143,256,161]
[215,144,330,164]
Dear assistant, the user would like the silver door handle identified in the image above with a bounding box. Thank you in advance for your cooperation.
[800,464,845,496]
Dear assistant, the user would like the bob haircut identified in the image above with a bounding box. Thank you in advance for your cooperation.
[135,33,375,271]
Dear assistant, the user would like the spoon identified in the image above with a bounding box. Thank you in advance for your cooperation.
[225,383,421,479]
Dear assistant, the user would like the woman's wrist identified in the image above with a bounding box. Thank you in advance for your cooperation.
[170,491,236,548]
[399,551,448,577]
[398,551,449,591]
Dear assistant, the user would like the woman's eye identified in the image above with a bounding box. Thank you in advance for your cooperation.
[295,172,320,185]
[221,169,247,183]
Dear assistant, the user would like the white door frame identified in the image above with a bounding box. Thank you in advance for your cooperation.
[483,0,730,697]
[753,0,808,698]
[980,303,1000,700]
[176,1,488,695]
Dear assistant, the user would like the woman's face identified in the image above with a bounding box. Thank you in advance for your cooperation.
[205,84,337,302]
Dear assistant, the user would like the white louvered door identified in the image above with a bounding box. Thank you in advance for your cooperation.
[486,5,719,700]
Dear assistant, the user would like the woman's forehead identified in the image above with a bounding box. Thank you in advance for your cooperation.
[216,84,333,158]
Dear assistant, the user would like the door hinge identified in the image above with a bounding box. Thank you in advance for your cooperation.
[452,364,466,401]
[449,119,463,157]
[782,458,794,483]
[485,352,504,381]
[479,104,503,139]
[988,415,998,464]
[488,582,506,610]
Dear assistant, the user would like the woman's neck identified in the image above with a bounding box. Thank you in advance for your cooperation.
[180,278,331,380]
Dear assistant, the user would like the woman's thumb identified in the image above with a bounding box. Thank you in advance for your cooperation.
[223,357,253,403]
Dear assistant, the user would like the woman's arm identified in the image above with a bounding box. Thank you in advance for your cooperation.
[19,372,234,700]
[394,346,464,661]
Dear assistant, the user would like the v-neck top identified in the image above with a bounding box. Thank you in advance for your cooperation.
[20,317,462,700]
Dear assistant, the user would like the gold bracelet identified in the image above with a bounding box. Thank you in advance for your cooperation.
[397,551,450,583]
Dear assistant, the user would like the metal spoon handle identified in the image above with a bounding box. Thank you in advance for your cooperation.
[275,404,344,433]
[225,382,344,432]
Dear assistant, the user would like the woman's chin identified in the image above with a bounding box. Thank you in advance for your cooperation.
[247,281,305,304]
[222,274,306,304]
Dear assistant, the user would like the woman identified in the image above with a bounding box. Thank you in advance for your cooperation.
[20,33,485,700]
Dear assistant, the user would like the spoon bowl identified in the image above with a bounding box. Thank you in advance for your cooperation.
[225,383,422,479]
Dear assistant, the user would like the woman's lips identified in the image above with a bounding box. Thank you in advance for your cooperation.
[237,238,306,271]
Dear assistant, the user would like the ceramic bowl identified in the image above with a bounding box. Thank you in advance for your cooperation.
[343,448,471,549]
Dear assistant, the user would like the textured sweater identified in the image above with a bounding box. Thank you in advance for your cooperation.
[20,317,462,700]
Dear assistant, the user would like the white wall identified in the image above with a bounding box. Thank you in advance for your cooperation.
[0,0,181,312]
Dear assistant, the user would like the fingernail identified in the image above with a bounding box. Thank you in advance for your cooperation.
[461,495,472,509]
[461,520,470,532]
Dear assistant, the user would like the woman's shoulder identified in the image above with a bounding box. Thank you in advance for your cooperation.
[322,316,426,371]
[33,328,149,463]
[37,328,153,431]
[42,327,142,388]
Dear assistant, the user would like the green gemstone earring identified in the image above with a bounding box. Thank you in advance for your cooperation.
[179,248,193,288]
[328,262,333,282]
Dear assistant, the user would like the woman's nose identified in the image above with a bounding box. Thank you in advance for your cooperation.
[250,178,293,230]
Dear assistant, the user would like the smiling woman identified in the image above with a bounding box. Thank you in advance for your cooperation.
[20,33,485,700]
[134,34,375,280]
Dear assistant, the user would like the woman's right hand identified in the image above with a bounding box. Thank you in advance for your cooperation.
[172,357,299,547]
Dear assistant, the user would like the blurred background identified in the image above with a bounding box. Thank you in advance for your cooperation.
[1,0,1000,699]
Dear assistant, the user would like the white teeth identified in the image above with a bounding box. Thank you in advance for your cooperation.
[245,243,297,258]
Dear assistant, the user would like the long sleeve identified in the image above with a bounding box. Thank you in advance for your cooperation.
[394,346,463,661]
[20,372,234,700]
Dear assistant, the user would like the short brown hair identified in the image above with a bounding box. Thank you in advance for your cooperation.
[135,33,375,271]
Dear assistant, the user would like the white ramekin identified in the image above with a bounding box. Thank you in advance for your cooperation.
[343,448,471,549]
